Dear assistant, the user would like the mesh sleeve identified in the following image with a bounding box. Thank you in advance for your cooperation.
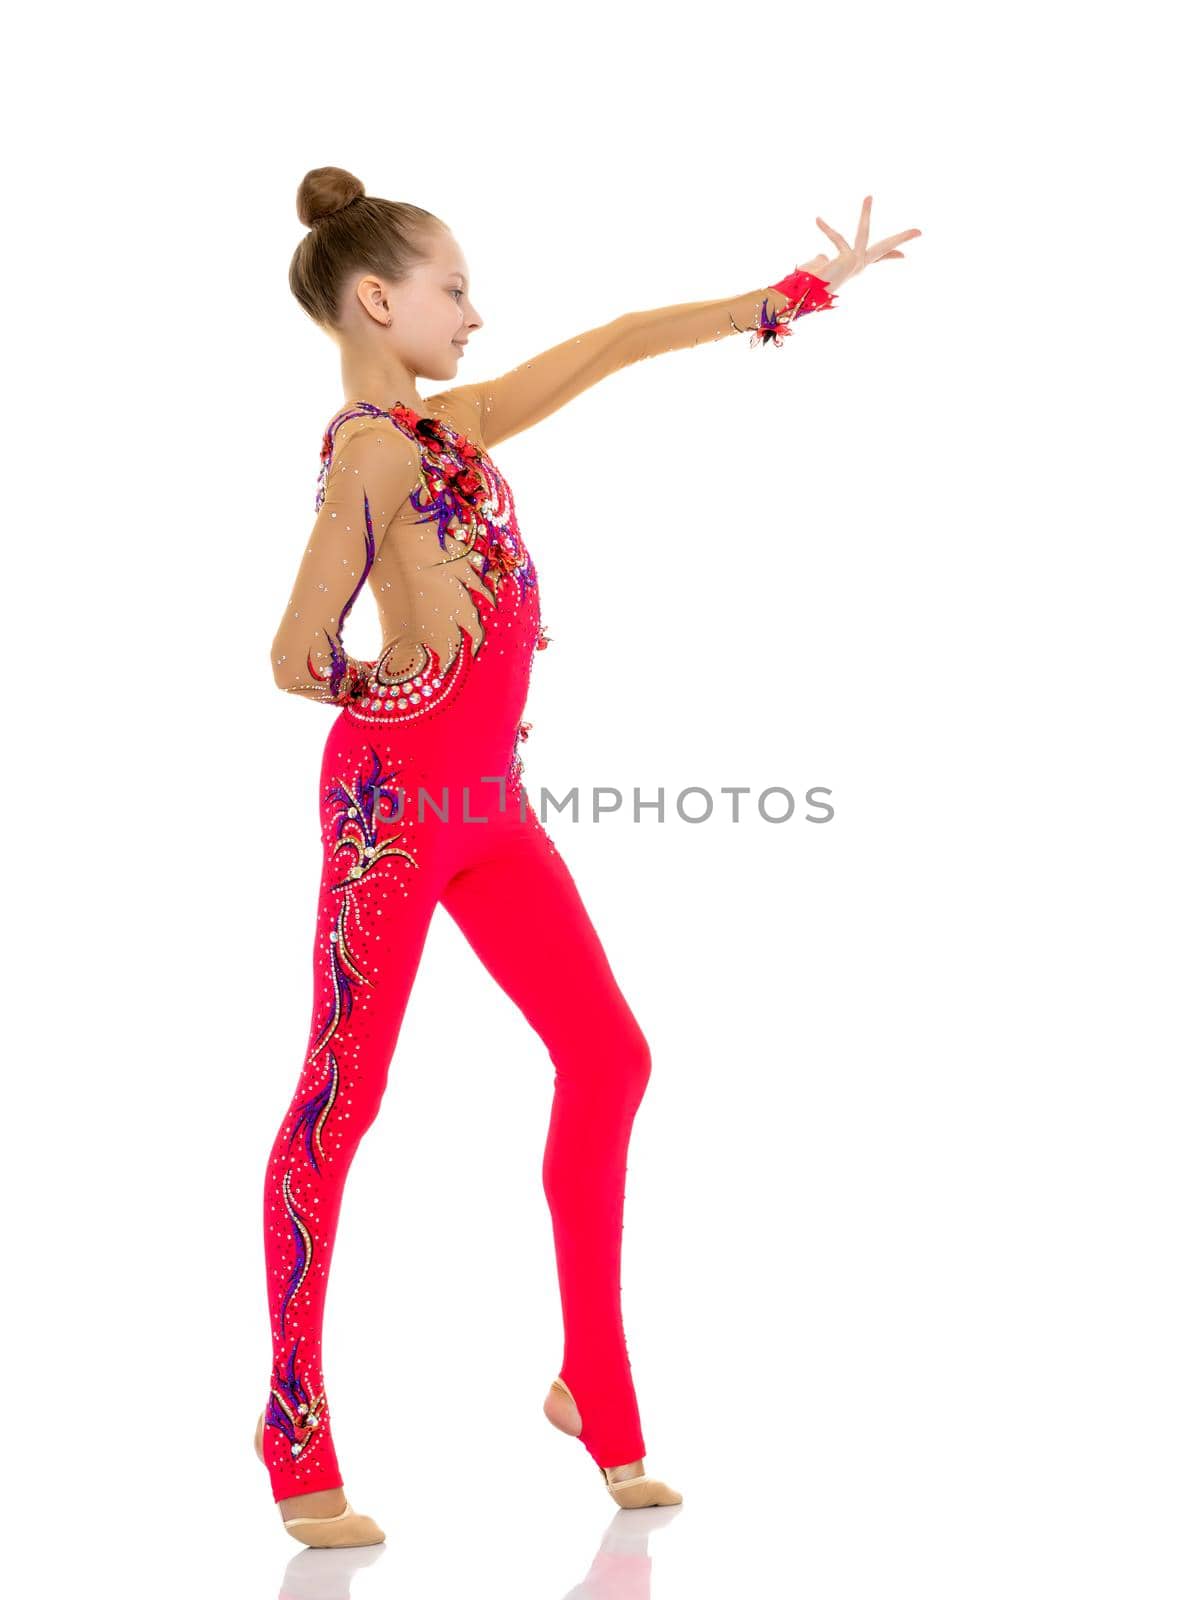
[270,418,423,706]
[447,281,832,449]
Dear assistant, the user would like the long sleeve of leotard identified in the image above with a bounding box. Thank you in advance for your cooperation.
[449,279,834,449]
[270,417,423,704]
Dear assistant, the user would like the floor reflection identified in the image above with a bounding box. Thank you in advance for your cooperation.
[270,1502,683,1599]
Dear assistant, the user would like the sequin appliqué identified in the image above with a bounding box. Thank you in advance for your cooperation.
[264,743,417,1476]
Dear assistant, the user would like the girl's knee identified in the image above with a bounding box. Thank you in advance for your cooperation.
[551,1010,651,1105]
[599,1015,653,1109]
[626,1022,652,1095]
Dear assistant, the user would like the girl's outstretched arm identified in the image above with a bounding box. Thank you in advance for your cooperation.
[270,417,422,706]
[443,272,835,450]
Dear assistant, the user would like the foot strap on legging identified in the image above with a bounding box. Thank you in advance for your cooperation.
[283,1503,355,1527]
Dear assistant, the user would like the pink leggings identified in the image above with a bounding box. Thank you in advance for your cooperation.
[261,708,652,1501]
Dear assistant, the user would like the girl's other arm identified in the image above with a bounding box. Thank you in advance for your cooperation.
[270,421,422,706]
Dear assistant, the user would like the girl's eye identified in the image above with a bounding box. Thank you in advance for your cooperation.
[451,288,464,300]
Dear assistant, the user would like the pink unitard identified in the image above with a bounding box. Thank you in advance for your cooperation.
[261,272,834,1501]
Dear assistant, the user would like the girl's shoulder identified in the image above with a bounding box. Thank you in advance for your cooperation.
[321,403,406,453]
[314,407,425,512]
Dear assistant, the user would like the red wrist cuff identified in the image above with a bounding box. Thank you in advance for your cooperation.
[748,268,837,348]
[769,268,837,311]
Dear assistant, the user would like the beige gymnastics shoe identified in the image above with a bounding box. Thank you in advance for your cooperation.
[254,1409,387,1547]
[546,1376,684,1508]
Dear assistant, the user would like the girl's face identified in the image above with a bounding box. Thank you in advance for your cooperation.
[366,227,484,383]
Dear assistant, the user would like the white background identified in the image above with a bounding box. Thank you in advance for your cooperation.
[5,1,1196,1595]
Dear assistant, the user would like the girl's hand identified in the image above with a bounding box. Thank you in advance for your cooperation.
[798,196,921,292]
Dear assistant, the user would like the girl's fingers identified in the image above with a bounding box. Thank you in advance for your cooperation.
[855,195,873,253]
[816,216,851,253]
[870,226,922,265]
[872,228,921,256]
[818,201,921,274]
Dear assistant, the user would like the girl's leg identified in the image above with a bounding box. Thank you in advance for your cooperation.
[439,819,654,1469]
[260,732,444,1503]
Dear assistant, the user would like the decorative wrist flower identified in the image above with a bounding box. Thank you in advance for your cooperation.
[309,650,378,706]
[744,268,838,348]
